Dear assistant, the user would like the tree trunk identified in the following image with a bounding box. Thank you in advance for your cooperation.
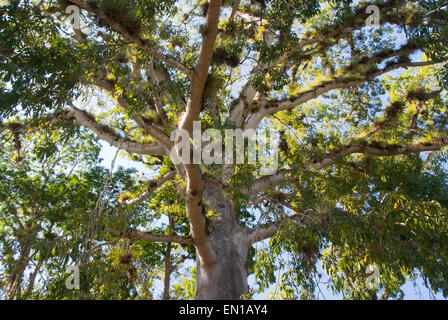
[163,242,173,300]
[6,235,34,300]
[195,183,249,300]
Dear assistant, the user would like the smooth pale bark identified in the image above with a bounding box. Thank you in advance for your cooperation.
[195,183,249,300]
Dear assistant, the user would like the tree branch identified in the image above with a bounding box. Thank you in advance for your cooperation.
[246,209,326,245]
[184,163,217,266]
[235,0,422,129]
[229,23,279,127]
[179,0,223,135]
[244,138,448,196]
[242,170,288,197]
[120,171,177,206]
[104,228,193,245]
[91,75,173,152]
[309,138,448,170]
[298,0,407,48]
[246,223,279,245]
[69,0,191,76]
[163,241,173,300]
[229,0,241,22]
[67,105,166,155]
[245,60,441,130]
[173,0,223,267]
[0,109,165,156]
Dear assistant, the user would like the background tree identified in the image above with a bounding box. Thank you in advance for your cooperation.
[0,0,447,299]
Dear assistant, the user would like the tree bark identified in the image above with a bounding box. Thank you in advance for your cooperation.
[195,183,249,300]
[163,242,173,300]
[6,235,34,300]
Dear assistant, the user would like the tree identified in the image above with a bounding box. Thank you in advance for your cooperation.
[0,0,447,300]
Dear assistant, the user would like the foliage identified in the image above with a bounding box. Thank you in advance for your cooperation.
[0,0,447,300]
